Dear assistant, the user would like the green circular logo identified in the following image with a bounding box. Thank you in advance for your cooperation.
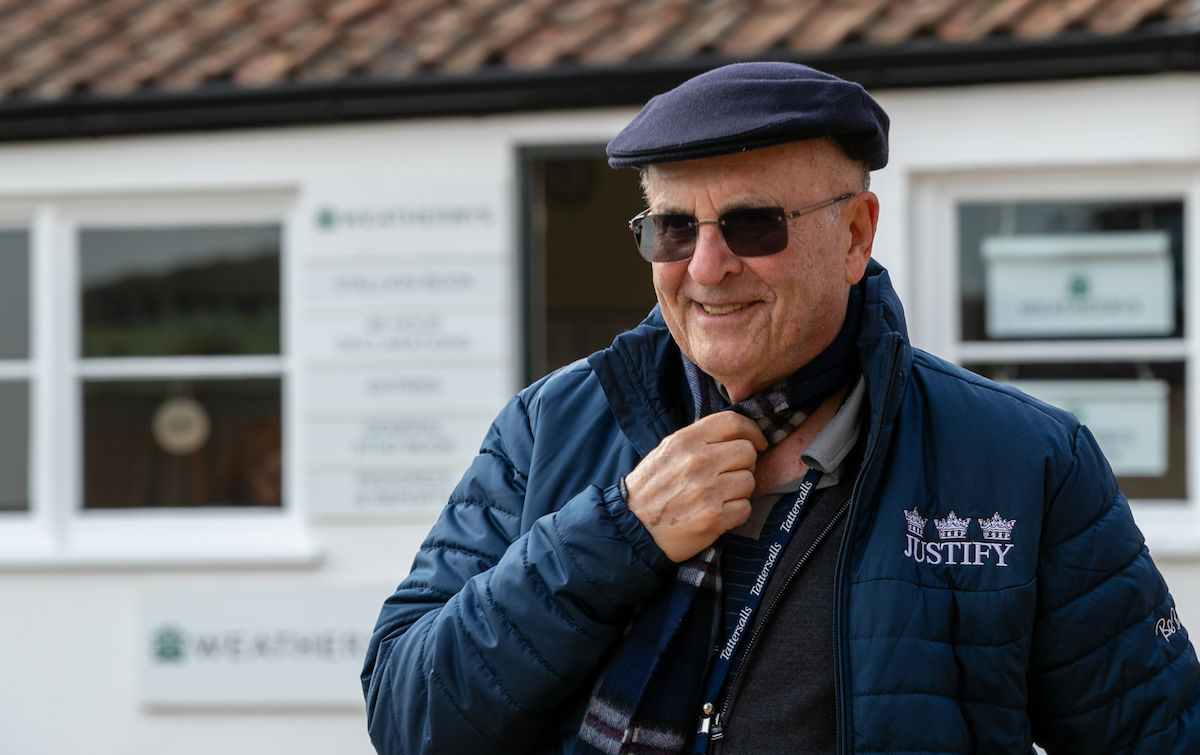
[152,625,187,664]
[316,207,337,231]
[1068,274,1090,299]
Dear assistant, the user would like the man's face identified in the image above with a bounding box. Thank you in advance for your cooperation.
[645,139,877,402]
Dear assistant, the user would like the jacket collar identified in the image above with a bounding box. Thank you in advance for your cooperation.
[856,259,911,434]
[587,306,686,458]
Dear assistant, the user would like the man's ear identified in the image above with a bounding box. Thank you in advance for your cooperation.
[844,191,879,284]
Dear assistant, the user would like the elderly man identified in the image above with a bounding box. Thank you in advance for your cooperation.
[363,63,1199,754]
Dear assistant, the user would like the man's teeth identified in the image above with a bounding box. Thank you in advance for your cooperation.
[702,303,746,315]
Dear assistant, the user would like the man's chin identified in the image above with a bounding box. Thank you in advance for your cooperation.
[688,352,761,389]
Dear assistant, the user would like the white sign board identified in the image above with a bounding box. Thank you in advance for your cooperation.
[306,366,509,412]
[304,312,510,361]
[140,587,387,708]
[307,467,465,513]
[294,182,513,516]
[306,259,507,307]
[301,182,504,257]
[982,231,1172,338]
[1007,379,1169,477]
[307,416,493,463]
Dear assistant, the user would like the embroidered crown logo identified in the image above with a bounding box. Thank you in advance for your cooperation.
[903,508,927,536]
[977,513,1016,541]
[934,511,970,540]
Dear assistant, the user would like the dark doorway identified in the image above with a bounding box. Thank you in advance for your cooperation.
[521,146,658,383]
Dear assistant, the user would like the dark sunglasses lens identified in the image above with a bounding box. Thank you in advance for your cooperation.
[721,208,788,257]
[632,207,790,262]
[640,214,697,262]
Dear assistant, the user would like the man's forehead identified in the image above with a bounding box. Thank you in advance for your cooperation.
[608,61,888,172]
[644,140,843,209]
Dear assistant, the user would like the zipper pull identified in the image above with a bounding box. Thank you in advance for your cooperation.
[710,711,724,741]
[693,703,720,754]
[697,701,715,735]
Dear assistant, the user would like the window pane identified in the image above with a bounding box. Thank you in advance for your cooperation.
[0,229,30,360]
[959,201,1184,341]
[966,361,1186,500]
[0,381,29,512]
[79,225,281,357]
[83,378,281,509]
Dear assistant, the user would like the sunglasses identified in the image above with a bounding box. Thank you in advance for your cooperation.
[628,193,855,263]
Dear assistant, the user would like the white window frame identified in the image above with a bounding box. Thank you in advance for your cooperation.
[912,165,1200,555]
[0,189,318,568]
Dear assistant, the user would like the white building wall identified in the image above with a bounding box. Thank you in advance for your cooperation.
[0,110,636,755]
[0,74,1198,754]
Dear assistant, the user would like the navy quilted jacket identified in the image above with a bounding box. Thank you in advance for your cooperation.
[363,261,1200,754]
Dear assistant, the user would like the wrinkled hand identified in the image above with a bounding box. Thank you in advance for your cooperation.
[623,412,768,562]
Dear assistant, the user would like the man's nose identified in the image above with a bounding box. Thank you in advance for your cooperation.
[688,222,743,285]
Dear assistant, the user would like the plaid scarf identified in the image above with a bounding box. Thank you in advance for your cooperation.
[574,288,862,755]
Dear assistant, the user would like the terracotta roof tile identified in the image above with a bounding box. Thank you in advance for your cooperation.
[717,2,821,57]
[863,0,967,46]
[581,0,689,63]
[325,0,384,26]
[0,0,1196,105]
[93,27,199,95]
[158,21,262,90]
[790,0,893,51]
[1010,0,1106,38]
[456,0,553,69]
[486,0,562,49]
[0,43,66,98]
[412,6,476,68]
[320,20,401,74]
[1087,0,1174,36]
[0,0,79,60]
[655,1,750,59]
[0,0,37,17]
[255,0,318,38]
[1168,0,1200,23]
[364,0,470,75]
[504,2,619,69]
[234,50,293,87]
[96,1,244,93]
[120,0,191,40]
[937,0,1042,42]
[333,0,439,73]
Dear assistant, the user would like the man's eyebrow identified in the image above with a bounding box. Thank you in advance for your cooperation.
[650,204,690,216]
[718,193,781,211]
[651,196,779,216]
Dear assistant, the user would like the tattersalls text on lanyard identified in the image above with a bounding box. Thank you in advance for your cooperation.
[692,465,823,754]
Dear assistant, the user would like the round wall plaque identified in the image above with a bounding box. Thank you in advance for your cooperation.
[152,396,211,456]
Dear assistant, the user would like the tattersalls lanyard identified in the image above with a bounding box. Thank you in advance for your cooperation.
[691,466,824,755]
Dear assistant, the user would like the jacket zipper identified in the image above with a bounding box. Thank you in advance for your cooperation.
[708,498,853,743]
[711,334,902,750]
[833,335,902,755]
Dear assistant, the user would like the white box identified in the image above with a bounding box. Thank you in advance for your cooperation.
[982,231,1172,338]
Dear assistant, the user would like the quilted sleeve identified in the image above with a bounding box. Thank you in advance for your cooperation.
[361,394,671,755]
[1028,425,1200,754]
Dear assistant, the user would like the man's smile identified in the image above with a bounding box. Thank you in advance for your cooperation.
[699,302,751,316]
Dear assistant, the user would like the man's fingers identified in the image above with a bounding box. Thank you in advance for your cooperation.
[697,437,759,476]
[693,411,769,451]
[623,411,769,562]
[717,497,753,531]
[718,468,756,502]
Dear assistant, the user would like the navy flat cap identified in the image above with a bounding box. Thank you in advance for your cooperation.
[606,62,889,170]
